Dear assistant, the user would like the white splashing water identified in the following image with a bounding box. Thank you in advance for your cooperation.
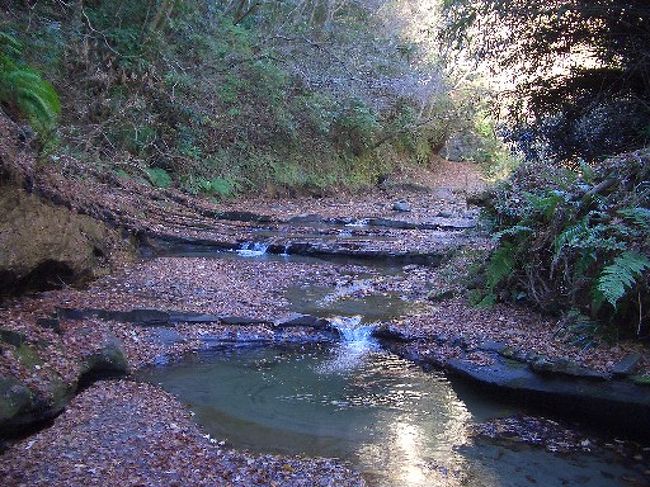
[331,315,376,343]
[236,242,270,257]
[345,218,369,228]
[318,316,378,374]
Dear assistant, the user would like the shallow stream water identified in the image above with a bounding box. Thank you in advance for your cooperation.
[137,248,646,486]
[138,340,641,487]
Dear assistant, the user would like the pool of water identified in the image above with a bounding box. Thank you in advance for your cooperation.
[137,342,641,487]
[285,282,410,322]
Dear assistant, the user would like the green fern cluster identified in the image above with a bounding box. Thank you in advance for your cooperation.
[476,151,650,339]
[0,32,60,138]
[596,252,650,308]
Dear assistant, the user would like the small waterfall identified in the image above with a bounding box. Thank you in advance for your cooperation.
[318,316,378,373]
[345,218,369,228]
[329,316,376,343]
[236,241,269,257]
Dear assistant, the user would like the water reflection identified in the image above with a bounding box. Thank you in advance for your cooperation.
[137,346,643,487]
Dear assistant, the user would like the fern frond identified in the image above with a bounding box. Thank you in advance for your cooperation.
[524,191,564,220]
[486,242,515,291]
[0,66,60,134]
[0,32,22,59]
[618,207,650,230]
[597,251,650,308]
[492,225,533,242]
[553,220,589,256]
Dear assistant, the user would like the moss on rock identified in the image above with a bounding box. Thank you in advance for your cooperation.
[0,376,34,425]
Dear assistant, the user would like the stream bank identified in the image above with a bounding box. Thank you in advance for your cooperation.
[1,143,649,485]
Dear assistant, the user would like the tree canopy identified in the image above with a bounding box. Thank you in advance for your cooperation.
[442,0,650,163]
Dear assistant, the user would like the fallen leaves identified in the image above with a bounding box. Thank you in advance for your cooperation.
[0,380,365,486]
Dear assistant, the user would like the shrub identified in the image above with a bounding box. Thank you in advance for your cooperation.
[144,167,172,188]
[6,1,462,194]
[197,177,238,198]
[0,32,60,140]
[475,149,650,339]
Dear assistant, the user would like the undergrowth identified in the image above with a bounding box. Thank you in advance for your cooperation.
[473,149,650,341]
[0,31,60,146]
[2,0,467,196]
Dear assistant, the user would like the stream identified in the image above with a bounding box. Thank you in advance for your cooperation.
[137,247,646,486]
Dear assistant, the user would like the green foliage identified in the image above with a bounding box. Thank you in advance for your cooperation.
[144,168,172,188]
[335,100,380,155]
[524,191,562,220]
[0,31,60,139]
[632,375,650,386]
[597,252,650,309]
[485,242,515,291]
[7,0,459,194]
[469,110,521,181]
[618,207,650,230]
[197,177,237,198]
[477,150,650,338]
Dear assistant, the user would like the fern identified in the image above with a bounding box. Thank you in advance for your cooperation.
[0,32,21,59]
[492,225,533,242]
[553,219,589,256]
[0,31,60,137]
[618,207,650,230]
[597,251,650,308]
[486,242,516,291]
[525,191,564,220]
[578,160,595,184]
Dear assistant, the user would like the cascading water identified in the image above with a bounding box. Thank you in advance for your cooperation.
[345,218,369,228]
[236,241,270,257]
[330,315,376,344]
[319,315,378,373]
